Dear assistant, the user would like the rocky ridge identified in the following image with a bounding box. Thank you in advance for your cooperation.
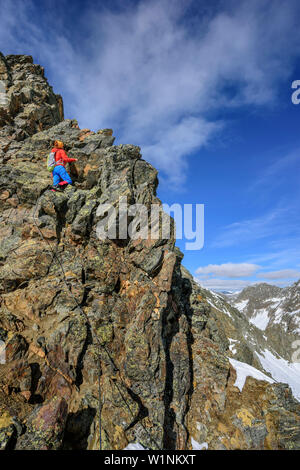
[0,53,63,159]
[0,54,299,450]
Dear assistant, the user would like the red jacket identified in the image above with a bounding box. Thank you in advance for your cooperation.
[52,147,76,168]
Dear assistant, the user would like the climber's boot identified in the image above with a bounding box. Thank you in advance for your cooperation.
[58,181,69,190]
[51,184,63,192]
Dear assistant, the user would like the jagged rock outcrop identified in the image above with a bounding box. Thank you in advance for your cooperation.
[0,53,63,161]
[0,54,299,450]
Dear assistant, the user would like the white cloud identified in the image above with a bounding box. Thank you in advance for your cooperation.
[245,239,300,270]
[195,277,291,291]
[194,262,300,290]
[141,117,222,186]
[257,269,300,280]
[196,278,254,291]
[195,262,260,278]
[1,0,300,186]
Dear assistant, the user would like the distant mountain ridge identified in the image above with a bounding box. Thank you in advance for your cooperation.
[196,280,300,406]
[228,281,300,361]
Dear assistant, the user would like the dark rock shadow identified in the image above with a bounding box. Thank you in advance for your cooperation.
[161,261,195,450]
[62,407,96,450]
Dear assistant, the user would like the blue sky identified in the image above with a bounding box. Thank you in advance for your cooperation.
[1,0,300,290]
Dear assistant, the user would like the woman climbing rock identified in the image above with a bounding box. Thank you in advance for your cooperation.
[49,140,77,191]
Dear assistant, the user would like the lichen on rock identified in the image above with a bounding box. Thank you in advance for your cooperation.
[0,54,299,451]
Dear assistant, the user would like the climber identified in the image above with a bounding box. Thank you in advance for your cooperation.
[50,140,77,191]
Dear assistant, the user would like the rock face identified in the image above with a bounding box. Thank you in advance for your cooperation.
[0,53,63,161]
[0,54,299,450]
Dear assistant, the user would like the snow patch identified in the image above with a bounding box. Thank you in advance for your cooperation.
[229,338,238,354]
[256,349,300,401]
[210,290,223,301]
[273,306,284,324]
[191,438,208,450]
[249,309,270,330]
[234,299,249,311]
[124,443,147,450]
[222,307,232,318]
[229,358,274,392]
[206,297,232,317]
[265,297,282,305]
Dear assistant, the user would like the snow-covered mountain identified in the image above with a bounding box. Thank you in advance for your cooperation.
[195,281,300,402]
[228,282,300,361]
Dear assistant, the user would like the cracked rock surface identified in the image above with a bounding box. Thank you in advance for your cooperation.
[0,54,299,450]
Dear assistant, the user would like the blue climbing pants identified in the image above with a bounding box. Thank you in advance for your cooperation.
[52,165,73,185]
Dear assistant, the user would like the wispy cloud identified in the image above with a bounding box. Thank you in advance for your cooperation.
[212,205,300,248]
[196,277,290,291]
[1,0,300,186]
[196,262,260,278]
[196,278,255,291]
[249,149,300,193]
[195,262,300,291]
[247,242,300,269]
[257,269,300,280]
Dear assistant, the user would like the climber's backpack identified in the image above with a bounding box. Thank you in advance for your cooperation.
[47,151,56,172]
